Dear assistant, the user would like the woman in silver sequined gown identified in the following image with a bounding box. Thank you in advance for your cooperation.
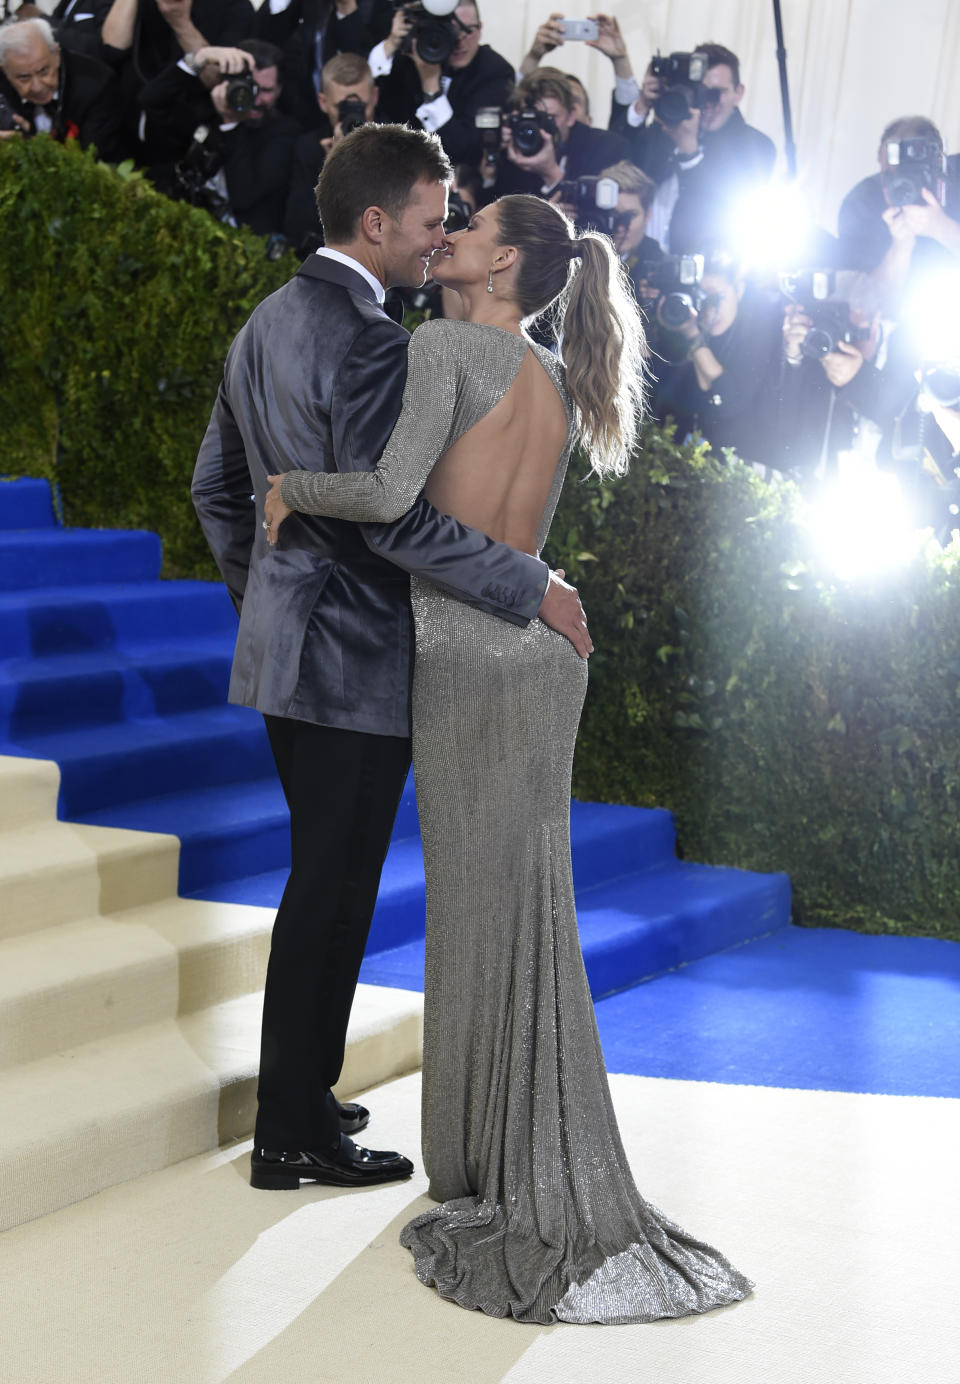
[267,195,753,1324]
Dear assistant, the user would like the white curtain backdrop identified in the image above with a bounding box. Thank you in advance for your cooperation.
[482,0,958,234]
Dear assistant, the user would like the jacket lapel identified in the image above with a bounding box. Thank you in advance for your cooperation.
[296,255,383,309]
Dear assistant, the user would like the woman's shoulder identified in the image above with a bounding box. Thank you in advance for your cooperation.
[409,317,529,366]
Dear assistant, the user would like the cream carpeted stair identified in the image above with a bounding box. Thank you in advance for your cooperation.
[0,754,424,1233]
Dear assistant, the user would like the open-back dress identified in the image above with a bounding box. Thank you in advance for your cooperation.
[279,317,753,1324]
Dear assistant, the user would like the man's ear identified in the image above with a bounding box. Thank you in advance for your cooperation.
[733,82,745,106]
[359,204,386,242]
[317,92,329,116]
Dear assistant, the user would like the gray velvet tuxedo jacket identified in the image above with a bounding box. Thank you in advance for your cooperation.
[192,255,549,737]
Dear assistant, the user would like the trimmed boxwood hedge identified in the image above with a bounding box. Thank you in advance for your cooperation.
[4,137,960,941]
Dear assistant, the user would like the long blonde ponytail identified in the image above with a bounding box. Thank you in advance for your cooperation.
[493,194,648,477]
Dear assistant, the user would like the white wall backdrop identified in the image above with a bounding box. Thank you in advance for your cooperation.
[482,0,958,233]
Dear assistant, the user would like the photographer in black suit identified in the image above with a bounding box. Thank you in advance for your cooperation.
[192,122,589,1190]
[50,0,114,60]
[139,38,300,234]
[837,117,960,281]
[591,20,775,253]
[0,15,128,159]
[283,50,383,255]
[370,0,512,166]
[254,0,391,132]
[494,68,628,199]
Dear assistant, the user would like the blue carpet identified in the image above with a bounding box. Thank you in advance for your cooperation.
[593,925,960,1098]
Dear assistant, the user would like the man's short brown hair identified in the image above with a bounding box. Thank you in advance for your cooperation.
[601,160,656,212]
[321,51,372,93]
[515,68,576,114]
[697,42,741,86]
[316,123,452,243]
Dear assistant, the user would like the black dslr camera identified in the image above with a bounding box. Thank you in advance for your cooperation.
[395,0,461,66]
[779,270,871,359]
[881,139,947,207]
[638,253,706,327]
[507,105,559,157]
[337,94,367,135]
[649,50,717,126]
[918,362,960,409]
[174,126,230,219]
[224,70,259,115]
[0,92,20,132]
[556,176,620,235]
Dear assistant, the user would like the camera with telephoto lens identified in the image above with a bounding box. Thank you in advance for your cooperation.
[337,94,367,135]
[508,105,559,158]
[649,50,718,126]
[0,91,19,132]
[918,361,960,409]
[173,125,230,218]
[638,253,706,327]
[556,176,620,235]
[881,138,947,208]
[779,269,871,359]
[443,189,473,234]
[395,0,460,67]
[224,70,259,115]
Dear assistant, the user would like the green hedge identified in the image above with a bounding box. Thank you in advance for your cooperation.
[545,432,960,941]
[4,139,959,940]
[0,136,295,577]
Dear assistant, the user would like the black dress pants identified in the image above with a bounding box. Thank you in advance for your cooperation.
[255,714,412,1150]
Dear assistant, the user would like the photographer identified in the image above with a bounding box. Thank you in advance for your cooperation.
[649,251,783,465]
[600,158,662,305]
[139,38,300,235]
[369,1,512,166]
[837,117,960,286]
[254,0,392,132]
[592,21,775,254]
[0,15,128,159]
[101,0,255,83]
[494,68,627,200]
[100,0,257,152]
[282,50,382,255]
[515,14,591,125]
[50,0,115,60]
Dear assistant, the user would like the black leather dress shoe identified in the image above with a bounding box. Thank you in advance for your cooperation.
[250,1136,414,1190]
[336,1099,370,1136]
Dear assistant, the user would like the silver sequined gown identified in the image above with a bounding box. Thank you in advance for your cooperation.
[281,318,753,1324]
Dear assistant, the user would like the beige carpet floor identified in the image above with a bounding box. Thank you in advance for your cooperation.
[3,1069,957,1384]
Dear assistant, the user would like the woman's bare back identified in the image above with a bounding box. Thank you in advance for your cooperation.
[424,346,570,557]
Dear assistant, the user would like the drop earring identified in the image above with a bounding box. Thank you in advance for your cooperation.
[487,268,494,294]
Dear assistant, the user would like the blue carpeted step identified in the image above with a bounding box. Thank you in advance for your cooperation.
[0,478,56,529]
[573,860,790,999]
[568,801,676,888]
[0,581,237,659]
[0,529,162,591]
[185,793,677,956]
[359,859,790,996]
[3,705,273,817]
[184,838,427,951]
[0,639,236,736]
[78,776,290,894]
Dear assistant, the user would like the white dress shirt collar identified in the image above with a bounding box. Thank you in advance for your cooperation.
[315,247,386,304]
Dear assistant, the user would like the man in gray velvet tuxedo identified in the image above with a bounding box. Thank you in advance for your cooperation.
[192,123,589,1191]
